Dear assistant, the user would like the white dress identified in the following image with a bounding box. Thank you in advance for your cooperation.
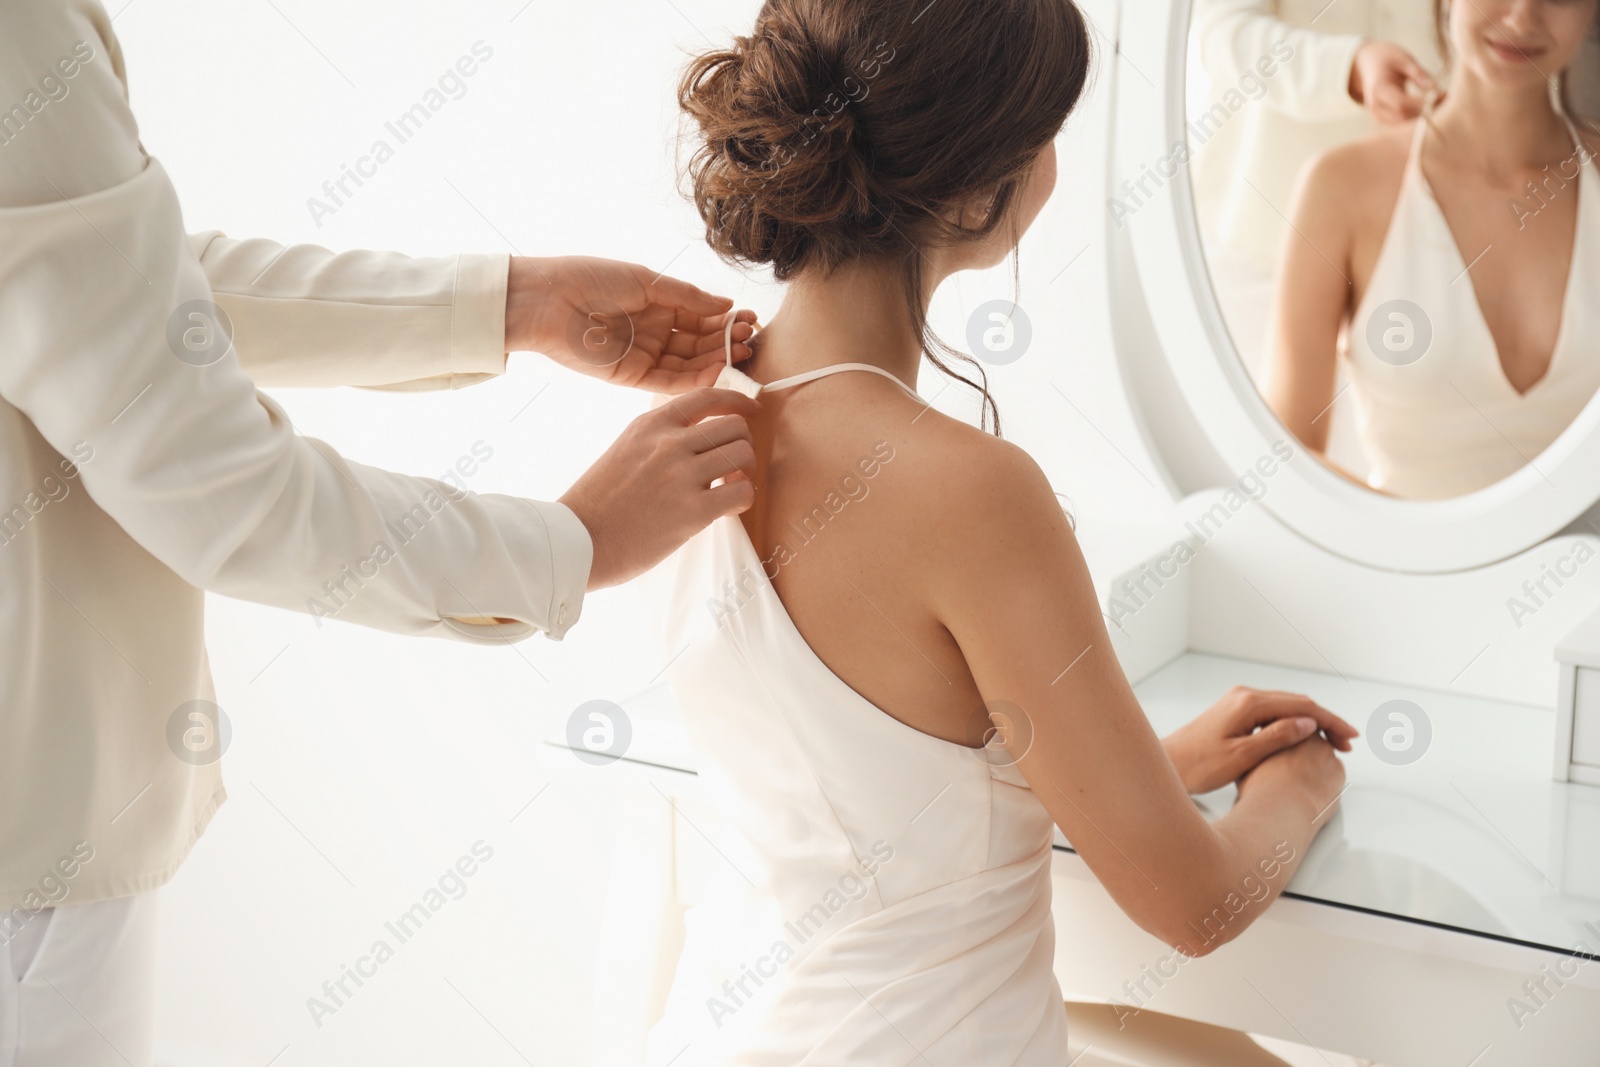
[1345,114,1600,500]
[645,482,1068,1064]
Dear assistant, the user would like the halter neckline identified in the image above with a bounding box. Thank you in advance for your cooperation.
[1412,90,1588,163]
[714,312,921,400]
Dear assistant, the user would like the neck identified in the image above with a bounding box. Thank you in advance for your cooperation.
[749,259,930,389]
[1433,69,1569,179]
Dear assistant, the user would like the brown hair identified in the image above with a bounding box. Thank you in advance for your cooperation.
[679,0,1092,434]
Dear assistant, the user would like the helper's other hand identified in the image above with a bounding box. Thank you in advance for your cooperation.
[1349,40,1436,125]
[506,256,757,394]
[560,388,761,590]
[1162,686,1358,796]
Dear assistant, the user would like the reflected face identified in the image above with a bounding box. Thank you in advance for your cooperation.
[1450,0,1599,86]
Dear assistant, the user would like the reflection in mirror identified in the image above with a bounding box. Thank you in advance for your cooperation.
[1188,0,1600,499]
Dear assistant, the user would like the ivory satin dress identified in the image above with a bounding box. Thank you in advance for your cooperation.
[1345,114,1600,499]
[645,365,1069,1066]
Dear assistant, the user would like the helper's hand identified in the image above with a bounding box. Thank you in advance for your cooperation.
[1162,686,1357,795]
[505,256,757,394]
[1348,40,1435,125]
[560,388,761,590]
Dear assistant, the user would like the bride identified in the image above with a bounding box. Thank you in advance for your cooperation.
[1267,0,1600,499]
[648,0,1354,1062]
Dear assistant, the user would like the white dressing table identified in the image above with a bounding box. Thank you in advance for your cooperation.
[1054,651,1600,1067]
[554,635,1600,1067]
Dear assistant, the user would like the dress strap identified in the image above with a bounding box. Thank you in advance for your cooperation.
[712,311,921,400]
[714,312,766,397]
[1408,92,1438,169]
[763,362,920,398]
[1558,111,1595,169]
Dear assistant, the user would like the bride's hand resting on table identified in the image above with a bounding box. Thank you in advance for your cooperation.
[1162,686,1358,796]
[1237,728,1349,829]
[504,255,758,393]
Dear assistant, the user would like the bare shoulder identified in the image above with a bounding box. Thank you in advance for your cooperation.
[765,378,1088,659]
[1314,122,1411,182]
[875,398,1070,559]
[763,377,1074,578]
[1295,122,1411,217]
[861,398,1099,645]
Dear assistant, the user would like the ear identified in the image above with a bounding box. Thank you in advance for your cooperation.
[948,185,1002,232]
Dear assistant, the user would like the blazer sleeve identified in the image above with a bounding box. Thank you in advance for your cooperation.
[185,231,513,391]
[1193,0,1366,124]
[0,0,592,640]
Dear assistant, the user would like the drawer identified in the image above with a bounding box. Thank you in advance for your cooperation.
[1572,667,1600,767]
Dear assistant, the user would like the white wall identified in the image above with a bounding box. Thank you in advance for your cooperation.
[113,0,1169,1063]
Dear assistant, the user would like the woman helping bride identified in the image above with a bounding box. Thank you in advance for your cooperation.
[646,1,1356,1062]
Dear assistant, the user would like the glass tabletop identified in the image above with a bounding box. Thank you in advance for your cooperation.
[1125,653,1600,959]
[552,652,1600,959]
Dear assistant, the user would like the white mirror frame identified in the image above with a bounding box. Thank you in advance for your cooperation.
[1111,0,1600,573]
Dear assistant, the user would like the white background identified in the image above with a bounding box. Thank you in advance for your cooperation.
[111,0,1170,1062]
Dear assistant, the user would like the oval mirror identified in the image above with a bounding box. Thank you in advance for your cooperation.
[1189,0,1600,502]
[1108,0,1600,572]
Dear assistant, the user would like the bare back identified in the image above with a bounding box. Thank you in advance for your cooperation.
[738,371,1012,748]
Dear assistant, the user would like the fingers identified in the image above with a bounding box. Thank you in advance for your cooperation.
[690,413,755,452]
[691,362,726,391]
[695,438,757,484]
[688,415,758,484]
[702,477,756,519]
[1354,42,1432,124]
[1241,716,1320,764]
[1372,81,1417,124]
[1275,698,1358,751]
[683,307,757,342]
[1400,54,1436,92]
[1395,65,1431,121]
[645,271,734,317]
[700,319,758,357]
[657,388,762,427]
[1231,689,1359,751]
[675,348,753,376]
[1372,89,1399,123]
[694,316,757,358]
[651,357,749,394]
[660,310,758,360]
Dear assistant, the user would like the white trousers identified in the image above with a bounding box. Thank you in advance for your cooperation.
[0,893,157,1067]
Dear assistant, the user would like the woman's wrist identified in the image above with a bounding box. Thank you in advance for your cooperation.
[1160,733,1202,794]
[1237,775,1322,832]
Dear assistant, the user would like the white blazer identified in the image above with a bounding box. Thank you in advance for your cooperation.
[0,0,591,908]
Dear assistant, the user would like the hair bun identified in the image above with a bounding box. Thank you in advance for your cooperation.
[680,26,882,279]
[678,0,1092,437]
